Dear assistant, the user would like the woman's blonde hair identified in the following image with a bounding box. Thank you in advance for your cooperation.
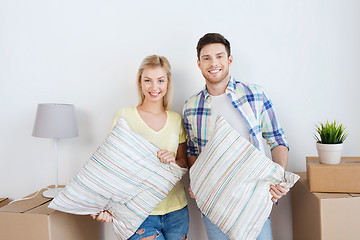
[137,55,172,110]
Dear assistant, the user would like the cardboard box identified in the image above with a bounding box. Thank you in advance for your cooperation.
[306,156,360,193]
[0,187,99,240]
[0,198,9,208]
[291,172,360,240]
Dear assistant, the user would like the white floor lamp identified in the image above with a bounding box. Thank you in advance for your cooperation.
[32,103,79,198]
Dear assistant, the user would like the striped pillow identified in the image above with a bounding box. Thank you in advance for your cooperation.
[190,115,299,240]
[49,117,187,240]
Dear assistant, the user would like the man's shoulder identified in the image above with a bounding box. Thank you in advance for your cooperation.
[229,79,264,95]
[184,90,204,106]
[233,79,265,94]
[182,89,207,118]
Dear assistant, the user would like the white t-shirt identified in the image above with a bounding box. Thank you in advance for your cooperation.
[210,93,249,140]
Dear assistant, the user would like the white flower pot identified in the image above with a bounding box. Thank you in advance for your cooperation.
[316,143,343,164]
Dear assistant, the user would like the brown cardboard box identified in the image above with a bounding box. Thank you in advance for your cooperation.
[0,198,9,207]
[291,172,360,240]
[0,187,99,240]
[306,156,360,193]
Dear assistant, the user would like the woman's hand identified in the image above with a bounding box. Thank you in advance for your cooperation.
[157,143,187,168]
[91,210,113,223]
[270,184,289,203]
[157,149,176,164]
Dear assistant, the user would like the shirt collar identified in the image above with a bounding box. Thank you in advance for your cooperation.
[201,76,238,100]
[225,76,237,94]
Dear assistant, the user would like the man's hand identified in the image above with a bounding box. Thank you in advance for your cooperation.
[91,210,113,223]
[270,184,289,203]
[189,187,195,199]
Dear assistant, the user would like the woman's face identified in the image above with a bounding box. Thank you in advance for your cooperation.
[140,66,168,104]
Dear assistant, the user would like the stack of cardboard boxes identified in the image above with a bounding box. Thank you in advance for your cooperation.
[291,157,360,240]
[0,187,99,240]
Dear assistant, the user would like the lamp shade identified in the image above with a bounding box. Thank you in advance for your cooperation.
[32,103,79,139]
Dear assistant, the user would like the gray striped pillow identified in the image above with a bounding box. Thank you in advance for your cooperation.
[49,117,187,240]
[190,115,299,240]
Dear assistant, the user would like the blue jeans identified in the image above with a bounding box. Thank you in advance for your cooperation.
[203,215,272,240]
[128,206,189,240]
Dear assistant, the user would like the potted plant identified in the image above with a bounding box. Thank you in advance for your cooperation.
[314,120,348,164]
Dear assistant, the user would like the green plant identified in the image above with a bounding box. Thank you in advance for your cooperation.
[314,120,348,144]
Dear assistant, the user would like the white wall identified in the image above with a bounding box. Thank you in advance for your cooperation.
[1,0,360,239]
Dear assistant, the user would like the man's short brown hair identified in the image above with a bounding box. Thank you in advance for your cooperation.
[196,33,231,60]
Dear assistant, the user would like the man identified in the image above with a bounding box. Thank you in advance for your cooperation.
[183,33,289,240]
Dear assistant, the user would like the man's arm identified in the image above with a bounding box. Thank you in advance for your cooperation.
[271,145,288,170]
[270,145,289,203]
[187,155,198,199]
[175,142,188,168]
[182,103,199,168]
[187,156,197,169]
[257,87,290,202]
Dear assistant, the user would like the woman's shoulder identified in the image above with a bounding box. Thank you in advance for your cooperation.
[114,106,136,117]
[167,110,182,118]
[167,110,183,123]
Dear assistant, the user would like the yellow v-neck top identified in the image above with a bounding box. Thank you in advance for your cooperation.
[110,107,188,215]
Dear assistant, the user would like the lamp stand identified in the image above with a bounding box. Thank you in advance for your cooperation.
[43,138,63,198]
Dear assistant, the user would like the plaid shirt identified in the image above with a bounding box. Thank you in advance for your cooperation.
[183,77,288,157]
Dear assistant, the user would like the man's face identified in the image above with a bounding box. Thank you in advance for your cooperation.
[197,43,233,85]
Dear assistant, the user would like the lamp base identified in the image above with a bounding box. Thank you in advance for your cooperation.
[43,188,63,198]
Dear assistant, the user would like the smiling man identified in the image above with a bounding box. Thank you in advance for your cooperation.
[183,33,289,240]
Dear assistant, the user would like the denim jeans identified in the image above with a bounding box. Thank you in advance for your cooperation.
[203,214,272,240]
[128,206,189,240]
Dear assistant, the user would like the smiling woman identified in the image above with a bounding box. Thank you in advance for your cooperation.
[92,55,189,240]
[137,55,173,111]
[137,66,169,132]
[141,67,167,100]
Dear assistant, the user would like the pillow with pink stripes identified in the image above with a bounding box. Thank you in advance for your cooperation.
[49,117,187,240]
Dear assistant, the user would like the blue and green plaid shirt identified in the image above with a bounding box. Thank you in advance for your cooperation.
[183,77,288,157]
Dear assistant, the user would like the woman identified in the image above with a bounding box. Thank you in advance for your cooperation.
[92,55,189,240]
